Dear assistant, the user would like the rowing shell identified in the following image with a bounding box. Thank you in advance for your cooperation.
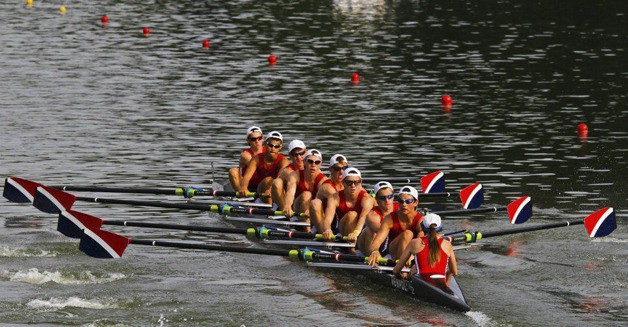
[212,191,471,312]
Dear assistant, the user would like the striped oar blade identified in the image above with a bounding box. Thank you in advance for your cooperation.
[459,183,484,209]
[420,171,445,194]
[506,196,532,224]
[79,228,131,259]
[33,186,77,214]
[58,210,104,238]
[3,177,42,203]
[584,207,616,237]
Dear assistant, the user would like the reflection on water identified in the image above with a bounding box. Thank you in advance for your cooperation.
[0,0,626,326]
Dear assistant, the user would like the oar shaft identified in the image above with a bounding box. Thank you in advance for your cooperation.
[433,206,505,216]
[453,219,584,244]
[130,239,294,256]
[362,177,420,182]
[104,220,247,234]
[51,185,181,195]
[75,196,219,211]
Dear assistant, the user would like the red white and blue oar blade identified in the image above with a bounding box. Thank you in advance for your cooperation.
[506,196,532,224]
[33,186,77,214]
[421,171,445,194]
[79,228,130,259]
[3,177,43,203]
[584,207,616,237]
[58,210,104,238]
[459,183,484,209]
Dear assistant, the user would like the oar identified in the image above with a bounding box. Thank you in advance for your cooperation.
[451,207,616,245]
[431,196,532,224]
[77,227,396,266]
[28,185,296,217]
[362,171,445,194]
[57,209,349,242]
[4,177,256,199]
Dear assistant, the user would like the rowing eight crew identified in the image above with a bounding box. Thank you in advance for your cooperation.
[228,127,458,290]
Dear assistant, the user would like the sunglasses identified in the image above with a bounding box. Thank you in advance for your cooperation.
[266,142,282,149]
[306,159,322,165]
[377,194,394,201]
[290,151,306,157]
[248,136,263,142]
[331,165,348,172]
[397,198,415,205]
[344,180,361,186]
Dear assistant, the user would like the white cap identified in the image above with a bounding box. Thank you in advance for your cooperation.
[246,126,263,137]
[398,186,419,200]
[373,181,393,195]
[342,167,362,180]
[422,213,442,231]
[329,154,348,168]
[288,139,306,153]
[305,149,322,160]
[266,131,283,142]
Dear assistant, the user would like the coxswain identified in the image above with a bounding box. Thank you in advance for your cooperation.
[367,186,424,266]
[281,149,327,222]
[239,131,289,204]
[309,154,348,238]
[228,126,265,192]
[393,213,458,293]
[271,139,306,210]
[357,181,398,254]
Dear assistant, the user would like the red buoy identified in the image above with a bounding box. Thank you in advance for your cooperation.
[101,15,109,23]
[351,72,360,84]
[441,94,453,105]
[202,39,210,48]
[143,27,150,36]
[577,123,589,137]
[268,54,277,65]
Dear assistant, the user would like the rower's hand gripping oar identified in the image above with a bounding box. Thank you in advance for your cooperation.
[452,207,616,245]
[57,209,349,242]
[76,228,395,266]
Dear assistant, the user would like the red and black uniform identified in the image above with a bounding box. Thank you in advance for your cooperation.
[248,153,284,191]
[295,171,326,198]
[415,237,449,287]
[330,189,367,233]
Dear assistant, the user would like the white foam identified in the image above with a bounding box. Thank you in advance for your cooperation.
[3,268,125,285]
[0,246,57,257]
[466,311,512,327]
[27,297,117,310]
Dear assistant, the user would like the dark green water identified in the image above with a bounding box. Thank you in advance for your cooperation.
[0,0,626,326]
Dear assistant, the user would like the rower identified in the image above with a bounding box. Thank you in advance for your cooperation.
[228,126,265,192]
[309,154,348,239]
[367,186,424,267]
[280,149,327,224]
[238,131,289,204]
[331,167,374,244]
[357,181,398,254]
[393,214,458,293]
[271,139,306,210]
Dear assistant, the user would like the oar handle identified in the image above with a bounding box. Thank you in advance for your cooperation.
[452,219,585,245]
[195,190,257,198]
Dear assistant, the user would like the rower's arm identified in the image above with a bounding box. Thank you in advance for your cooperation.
[444,241,458,285]
[368,217,391,253]
[322,193,338,231]
[278,157,290,170]
[393,238,421,277]
[239,157,258,193]
[354,196,375,233]
[365,211,381,232]
[282,171,299,212]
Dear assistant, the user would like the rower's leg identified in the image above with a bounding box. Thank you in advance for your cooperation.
[257,177,274,204]
[389,230,414,261]
[309,198,324,233]
[357,228,374,254]
[338,211,358,236]
[294,191,312,218]
[228,167,241,191]
[271,178,285,209]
